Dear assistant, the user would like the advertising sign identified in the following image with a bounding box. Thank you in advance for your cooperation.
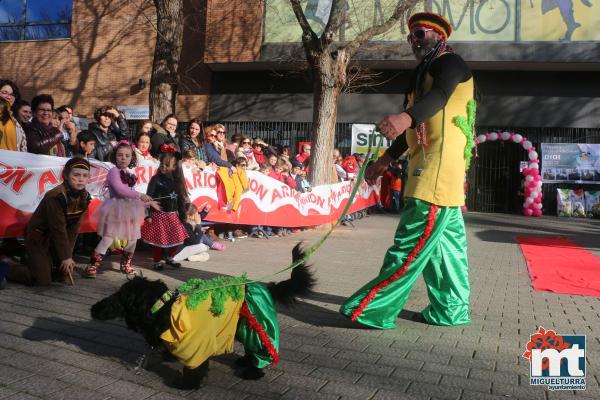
[351,124,393,156]
[118,105,150,120]
[541,143,600,184]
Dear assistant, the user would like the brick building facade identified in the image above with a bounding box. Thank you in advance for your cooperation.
[0,0,270,121]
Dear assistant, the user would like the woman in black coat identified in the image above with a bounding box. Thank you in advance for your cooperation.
[150,114,180,158]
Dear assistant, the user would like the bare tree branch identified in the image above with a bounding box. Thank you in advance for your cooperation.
[344,65,383,93]
[321,0,345,47]
[342,0,419,57]
[285,0,424,185]
[289,0,319,46]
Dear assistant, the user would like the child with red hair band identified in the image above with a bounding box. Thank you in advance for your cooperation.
[141,150,190,270]
[85,142,159,278]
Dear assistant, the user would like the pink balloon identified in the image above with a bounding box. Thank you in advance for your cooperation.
[534,197,541,204]
[533,209,542,217]
[524,208,533,216]
[533,175,541,181]
[522,168,530,176]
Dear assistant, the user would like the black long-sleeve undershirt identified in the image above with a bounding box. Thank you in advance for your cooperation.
[385,52,472,160]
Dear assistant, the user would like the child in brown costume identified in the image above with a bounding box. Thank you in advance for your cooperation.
[8,157,91,285]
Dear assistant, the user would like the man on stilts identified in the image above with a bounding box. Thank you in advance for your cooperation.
[340,12,475,329]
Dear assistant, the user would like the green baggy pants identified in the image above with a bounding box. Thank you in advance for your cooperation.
[340,198,470,329]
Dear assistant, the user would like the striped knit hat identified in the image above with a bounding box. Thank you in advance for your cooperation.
[62,156,90,180]
[408,12,452,41]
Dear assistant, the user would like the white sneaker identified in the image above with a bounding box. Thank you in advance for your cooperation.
[188,253,210,262]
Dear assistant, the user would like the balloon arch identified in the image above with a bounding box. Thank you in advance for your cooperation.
[474,131,543,217]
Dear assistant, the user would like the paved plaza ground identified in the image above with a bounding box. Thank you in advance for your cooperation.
[0,212,598,400]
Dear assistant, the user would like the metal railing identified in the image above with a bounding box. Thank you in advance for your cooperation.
[129,120,359,156]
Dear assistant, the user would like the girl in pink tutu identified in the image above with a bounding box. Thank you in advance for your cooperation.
[84,141,159,278]
[141,146,190,270]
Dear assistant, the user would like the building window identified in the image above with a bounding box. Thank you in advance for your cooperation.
[0,0,72,41]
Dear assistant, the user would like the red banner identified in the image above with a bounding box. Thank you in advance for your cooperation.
[0,150,379,238]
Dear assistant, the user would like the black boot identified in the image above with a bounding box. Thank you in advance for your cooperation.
[165,257,181,268]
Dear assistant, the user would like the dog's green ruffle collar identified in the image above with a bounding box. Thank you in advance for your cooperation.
[151,275,248,316]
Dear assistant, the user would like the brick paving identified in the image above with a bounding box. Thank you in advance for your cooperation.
[0,212,598,400]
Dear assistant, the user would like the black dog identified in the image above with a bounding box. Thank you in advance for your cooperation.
[91,243,315,389]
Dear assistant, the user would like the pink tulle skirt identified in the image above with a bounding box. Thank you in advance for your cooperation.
[95,198,145,241]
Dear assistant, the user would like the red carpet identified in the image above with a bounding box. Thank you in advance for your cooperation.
[517,237,600,297]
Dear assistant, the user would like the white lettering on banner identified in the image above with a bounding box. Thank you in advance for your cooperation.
[0,154,109,203]
[0,150,379,236]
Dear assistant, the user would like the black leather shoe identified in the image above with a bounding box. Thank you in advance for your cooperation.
[165,257,181,268]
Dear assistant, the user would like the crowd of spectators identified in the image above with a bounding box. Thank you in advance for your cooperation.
[0,78,401,286]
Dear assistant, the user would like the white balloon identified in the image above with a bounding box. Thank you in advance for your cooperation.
[525,197,534,205]
[525,175,534,182]
[501,131,511,141]
[513,134,523,143]
[489,132,498,141]
[522,141,532,150]
[536,181,543,188]
[535,203,542,209]
[528,151,538,161]
[523,202,528,208]
[529,163,539,169]
[531,191,539,198]
[477,135,486,143]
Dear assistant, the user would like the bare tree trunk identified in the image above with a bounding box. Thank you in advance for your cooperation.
[150,0,184,123]
[289,0,413,186]
[308,53,348,186]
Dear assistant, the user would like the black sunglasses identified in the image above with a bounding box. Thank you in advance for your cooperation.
[407,28,433,42]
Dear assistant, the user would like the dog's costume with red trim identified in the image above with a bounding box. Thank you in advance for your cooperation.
[159,279,279,369]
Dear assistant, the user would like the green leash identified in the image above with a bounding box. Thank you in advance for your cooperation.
[170,134,385,298]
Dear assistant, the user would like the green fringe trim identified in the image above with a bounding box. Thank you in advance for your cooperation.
[178,275,248,316]
[452,99,477,170]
